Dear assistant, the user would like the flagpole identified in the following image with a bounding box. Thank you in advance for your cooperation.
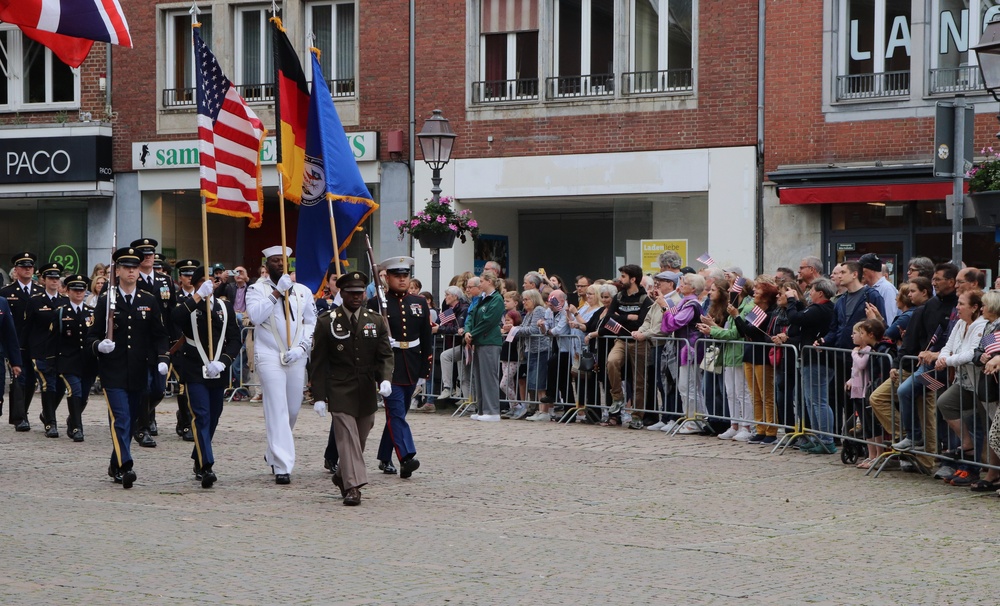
[201,198,215,356]
[327,198,342,279]
[278,172,293,348]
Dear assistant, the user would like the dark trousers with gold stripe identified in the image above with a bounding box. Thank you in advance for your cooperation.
[186,383,224,470]
[33,358,62,428]
[105,388,142,471]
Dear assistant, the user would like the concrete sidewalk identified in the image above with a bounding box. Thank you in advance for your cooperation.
[0,395,996,604]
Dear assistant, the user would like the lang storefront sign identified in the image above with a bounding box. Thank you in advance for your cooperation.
[132,132,377,170]
[640,239,687,274]
[1,135,112,184]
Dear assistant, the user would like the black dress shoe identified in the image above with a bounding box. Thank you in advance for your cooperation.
[180,427,195,442]
[69,428,84,443]
[343,487,361,506]
[400,457,420,479]
[201,468,217,489]
[378,460,397,475]
[332,473,347,498]
[44,424,59,438]
[275,473,291,485]
[121,469,136,489]
[135,431,157,448]
[15,421,30,432]
[193,461,203,481]
[148,419,158,436]
[108,463,122,483]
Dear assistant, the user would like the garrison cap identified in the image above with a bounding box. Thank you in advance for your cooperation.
[40,263,63,278]
[64,274,88,290]
[112,247,142,267]
[380,256,414,274]
[11,252,37,268]
[336,271,369,292]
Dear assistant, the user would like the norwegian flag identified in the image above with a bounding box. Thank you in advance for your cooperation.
[696,253,716,266]
[438,307,456,325]
[196,27,266,227]
[605,317,624,334]
[729,277,747,294]
[746,305,767,328]
[983,331,1000,356]
[917,372,945,391]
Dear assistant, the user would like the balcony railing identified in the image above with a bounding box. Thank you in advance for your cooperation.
[162,87,196,108]
[234,82,275,103]
[621,69,693,95]
[835,71,910,100]
[929,66,984,95]
[163,79,355,109]
[471,78,539,103]
[327,77,356,98]
[545,74,615,99]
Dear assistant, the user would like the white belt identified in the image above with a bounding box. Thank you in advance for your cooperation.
[392,339,421,350]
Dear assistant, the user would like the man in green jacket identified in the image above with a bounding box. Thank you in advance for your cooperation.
[465,270,506,422]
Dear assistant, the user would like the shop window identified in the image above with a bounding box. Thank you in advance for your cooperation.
[163,10,213,108]
[626,0,693,94]
[830,202,909,230]
[836,0,911,101]
[474,0,540,103]
[929,0,1000,94]
[0,26,80,112]
[550,0,615,98]
[234,6,279,103]
[306,1,357,98]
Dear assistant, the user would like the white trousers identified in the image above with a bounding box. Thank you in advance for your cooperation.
[440,344,470,396]
[256,351,306,475]
[723,365,753,428]
[677,364,708,417]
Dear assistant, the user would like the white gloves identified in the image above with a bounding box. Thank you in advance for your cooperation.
[205,361,226,379]
[378,380,392,397]
[157,362,169,375]
[416,378,426,388]
[97,339,115,354]
[282,346,304,364]
[314,400,327,417]
[276,274,294,292]
[388,337,399,348]
[196,281,214,299]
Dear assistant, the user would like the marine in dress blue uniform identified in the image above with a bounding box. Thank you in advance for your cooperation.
[22,263,68,437]
[170,266,240,488]
[86,247,170,489]
[0,252,43,430]
[368,257,430,479]
[54,274,97,442]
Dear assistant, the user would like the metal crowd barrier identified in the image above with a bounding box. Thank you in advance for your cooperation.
[226,325,259,402]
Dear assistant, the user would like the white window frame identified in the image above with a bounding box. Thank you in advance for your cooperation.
[928,0,1000,92]
[478,32,539,101]
[627,0,694,94]
[304,0,358,93]
[835,0,911,99]
[0,25,80,112]
[552,0,615,97]
[163,8,213,107]
[234,4,276,100]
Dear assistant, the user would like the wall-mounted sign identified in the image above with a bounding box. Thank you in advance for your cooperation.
[836,242,856,252]
[640,239,688,274]
[132,132,377,170]
[1,135,112,184]
[49,244,81,274]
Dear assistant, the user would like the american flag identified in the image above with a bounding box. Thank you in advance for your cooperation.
[439,307,456,325]
[605,317,624,334]
[983,331,1000,356]
[548,297,565,312]
[195,27,266,228]
[730,277,747,294]
[917,372,945,391]
[746,305,767,328]
[696,253,715,266]
[665,296,679,311]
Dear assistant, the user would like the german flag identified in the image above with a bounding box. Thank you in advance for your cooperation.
[271,17,309,203]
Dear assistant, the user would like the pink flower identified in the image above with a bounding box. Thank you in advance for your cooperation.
[410,219,420,227]
[449,224,458,231]
[394,220,404,228]
[437,216,447,223]
[440,196,452,205]
[468,220,478,228]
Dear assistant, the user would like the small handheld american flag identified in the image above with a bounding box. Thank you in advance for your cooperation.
[548,297,565,312]
[746,305,767,328]
[730,277,746,294]
[605,317,624,334]
[696,253,715,266]
[917,372,945,391]
[438,308,456,325]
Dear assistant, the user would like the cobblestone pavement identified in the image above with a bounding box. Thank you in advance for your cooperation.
[1,396,999,605]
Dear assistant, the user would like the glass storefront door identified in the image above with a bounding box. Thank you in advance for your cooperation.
[829,236,907,286]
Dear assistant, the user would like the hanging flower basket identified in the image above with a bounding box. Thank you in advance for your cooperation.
[969,191,1000,226]
[395,196,480,246]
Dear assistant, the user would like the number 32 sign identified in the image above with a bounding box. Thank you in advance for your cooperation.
[49,244,80,273]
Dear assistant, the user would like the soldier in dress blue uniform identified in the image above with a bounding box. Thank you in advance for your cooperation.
[54,274,97,442]
[170,266,241,488]
[368,257,430,479]
[86,247,170,489]
[132,237,178,447]
[171,260,201,443]
[0,295,23,412]
[0,251,43,431]
[22,262,68,438]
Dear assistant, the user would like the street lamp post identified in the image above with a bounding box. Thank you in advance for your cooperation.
[973,19,1000,136]
[416,109,458,302]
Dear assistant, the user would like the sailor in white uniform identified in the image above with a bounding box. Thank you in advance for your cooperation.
[245,245,316,484]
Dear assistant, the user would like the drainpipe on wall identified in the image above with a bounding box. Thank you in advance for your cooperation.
[755,0,766,276]
[408,0,416,257]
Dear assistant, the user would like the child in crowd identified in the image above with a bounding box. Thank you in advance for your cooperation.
[499,293,523,410]
[846,319,886,468]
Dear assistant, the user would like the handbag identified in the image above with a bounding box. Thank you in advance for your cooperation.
[578,349,596,372]
[699,344,723,374]
[977,370,1000,403]
[768,347,782,367]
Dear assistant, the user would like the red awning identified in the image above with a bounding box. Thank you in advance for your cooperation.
[779,182,963,205]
